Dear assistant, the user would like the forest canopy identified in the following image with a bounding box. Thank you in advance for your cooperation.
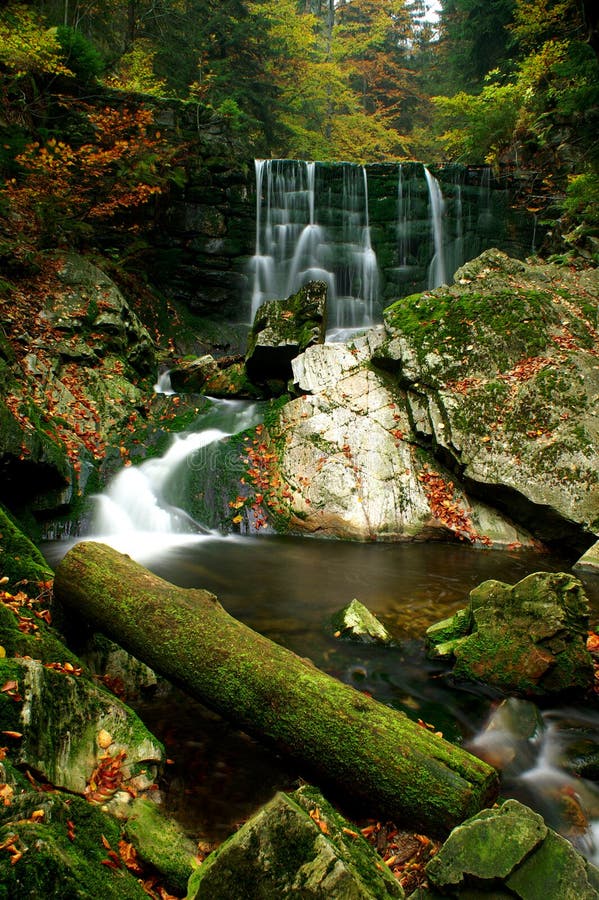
[0,0,598,259]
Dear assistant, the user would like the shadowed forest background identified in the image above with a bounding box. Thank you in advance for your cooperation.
[1,0,598,268]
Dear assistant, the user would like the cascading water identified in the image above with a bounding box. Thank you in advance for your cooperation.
[89,398,263,560]
[249,159,379,336]
[424,167,447,289]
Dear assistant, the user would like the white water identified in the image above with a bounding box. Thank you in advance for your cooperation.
[424,167,447,289]
[88,398,263,562]
[153,370,174,395]
[469,700,599,863]
[249,159,379,332]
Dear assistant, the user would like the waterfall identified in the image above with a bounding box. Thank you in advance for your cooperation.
[89,398,263,559]
[249,159,379,334]
[424,167,447,289]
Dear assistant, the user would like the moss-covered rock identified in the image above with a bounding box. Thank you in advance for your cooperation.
[245,280,327,388]
[0,790,148,899]
[123,798,196,894]
[331,598,393,644]
[424,799,599,900]
[426,571,594,694]
[377,249,599,550]
[0,656,163,794]
[0,503,54,591]
[188,785,403,898]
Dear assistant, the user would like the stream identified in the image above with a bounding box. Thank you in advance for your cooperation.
[42,396,599,858]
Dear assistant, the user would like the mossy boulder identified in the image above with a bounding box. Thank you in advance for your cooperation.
[188,785,403,898]
[377,249,599,551]
[266,335,534,546]
[245,280,327,387]
[574,540,599,574]
[331,598,393,644]
[0,790,148,899]
[123,798,196,894]
[426,571,594,695]
[0,503,54,591]
[0,656,163,794]
[169,355,263,398]
[423,799,599,899]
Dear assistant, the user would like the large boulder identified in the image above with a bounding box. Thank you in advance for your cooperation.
[265,334,535,546]
[260,250,599,549]
[245,281,327,387]
[426,571,594,694]
[188,785,403,898]
[376,249,599,552]
[421,798,599,899]
[0,656,163,795]
[0,253,156,519]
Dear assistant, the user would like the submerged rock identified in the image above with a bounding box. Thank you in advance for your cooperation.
[426,571,594,695]
[188,785,403,898]
[423,798,599,899]
[331,598,393,644]
[245,280,327,388]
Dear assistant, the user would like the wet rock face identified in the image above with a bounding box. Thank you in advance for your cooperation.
[426,571,594,695]
[245,280,327,388]
[265,250,599,551]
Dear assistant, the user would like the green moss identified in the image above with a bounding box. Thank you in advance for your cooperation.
[0,792,147,899]
[0,504,54,592]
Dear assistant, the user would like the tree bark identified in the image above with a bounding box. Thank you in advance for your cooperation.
[54,541,498,834]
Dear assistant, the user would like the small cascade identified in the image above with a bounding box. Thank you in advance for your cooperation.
[89,398,263,559]
[249,159,379,335]
[153,369,174,395]
[424,167,447,289]
[469,701,599,863]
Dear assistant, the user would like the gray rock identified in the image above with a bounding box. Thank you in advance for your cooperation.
[574,541,599,574]
[13,657,163,794]
[245,280,327,385]
[426,800,547,889]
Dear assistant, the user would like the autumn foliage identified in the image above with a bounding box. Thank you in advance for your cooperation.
[4,102,178,248]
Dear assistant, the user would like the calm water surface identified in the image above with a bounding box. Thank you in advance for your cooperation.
[45,533,599,850]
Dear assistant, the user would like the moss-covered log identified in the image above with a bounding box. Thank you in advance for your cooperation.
[54,541,499,834]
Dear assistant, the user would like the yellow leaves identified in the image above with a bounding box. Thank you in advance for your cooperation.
[0,5,74,78]
[0,784,14,807]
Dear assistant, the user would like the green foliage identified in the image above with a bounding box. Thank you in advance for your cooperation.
[55,25,104,82]
[563,173,599,228]
[0,2,73,77]
[431,77,522,164]
[105,38,168,96]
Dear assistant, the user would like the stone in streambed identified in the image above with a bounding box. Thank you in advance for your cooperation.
[574,540,599,575]
[187,785,403,898]
[123,798,197,894]
[424,799,599,900]
[331,598,393,644]
[426,571,594,694]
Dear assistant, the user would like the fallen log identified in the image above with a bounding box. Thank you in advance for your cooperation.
[54,541,499,834]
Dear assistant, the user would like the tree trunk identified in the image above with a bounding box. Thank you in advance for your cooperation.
[54,541,498,835]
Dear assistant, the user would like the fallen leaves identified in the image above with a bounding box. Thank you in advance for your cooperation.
[84,749,127,805]
[417,466,492,546]
[360,820,441,893]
